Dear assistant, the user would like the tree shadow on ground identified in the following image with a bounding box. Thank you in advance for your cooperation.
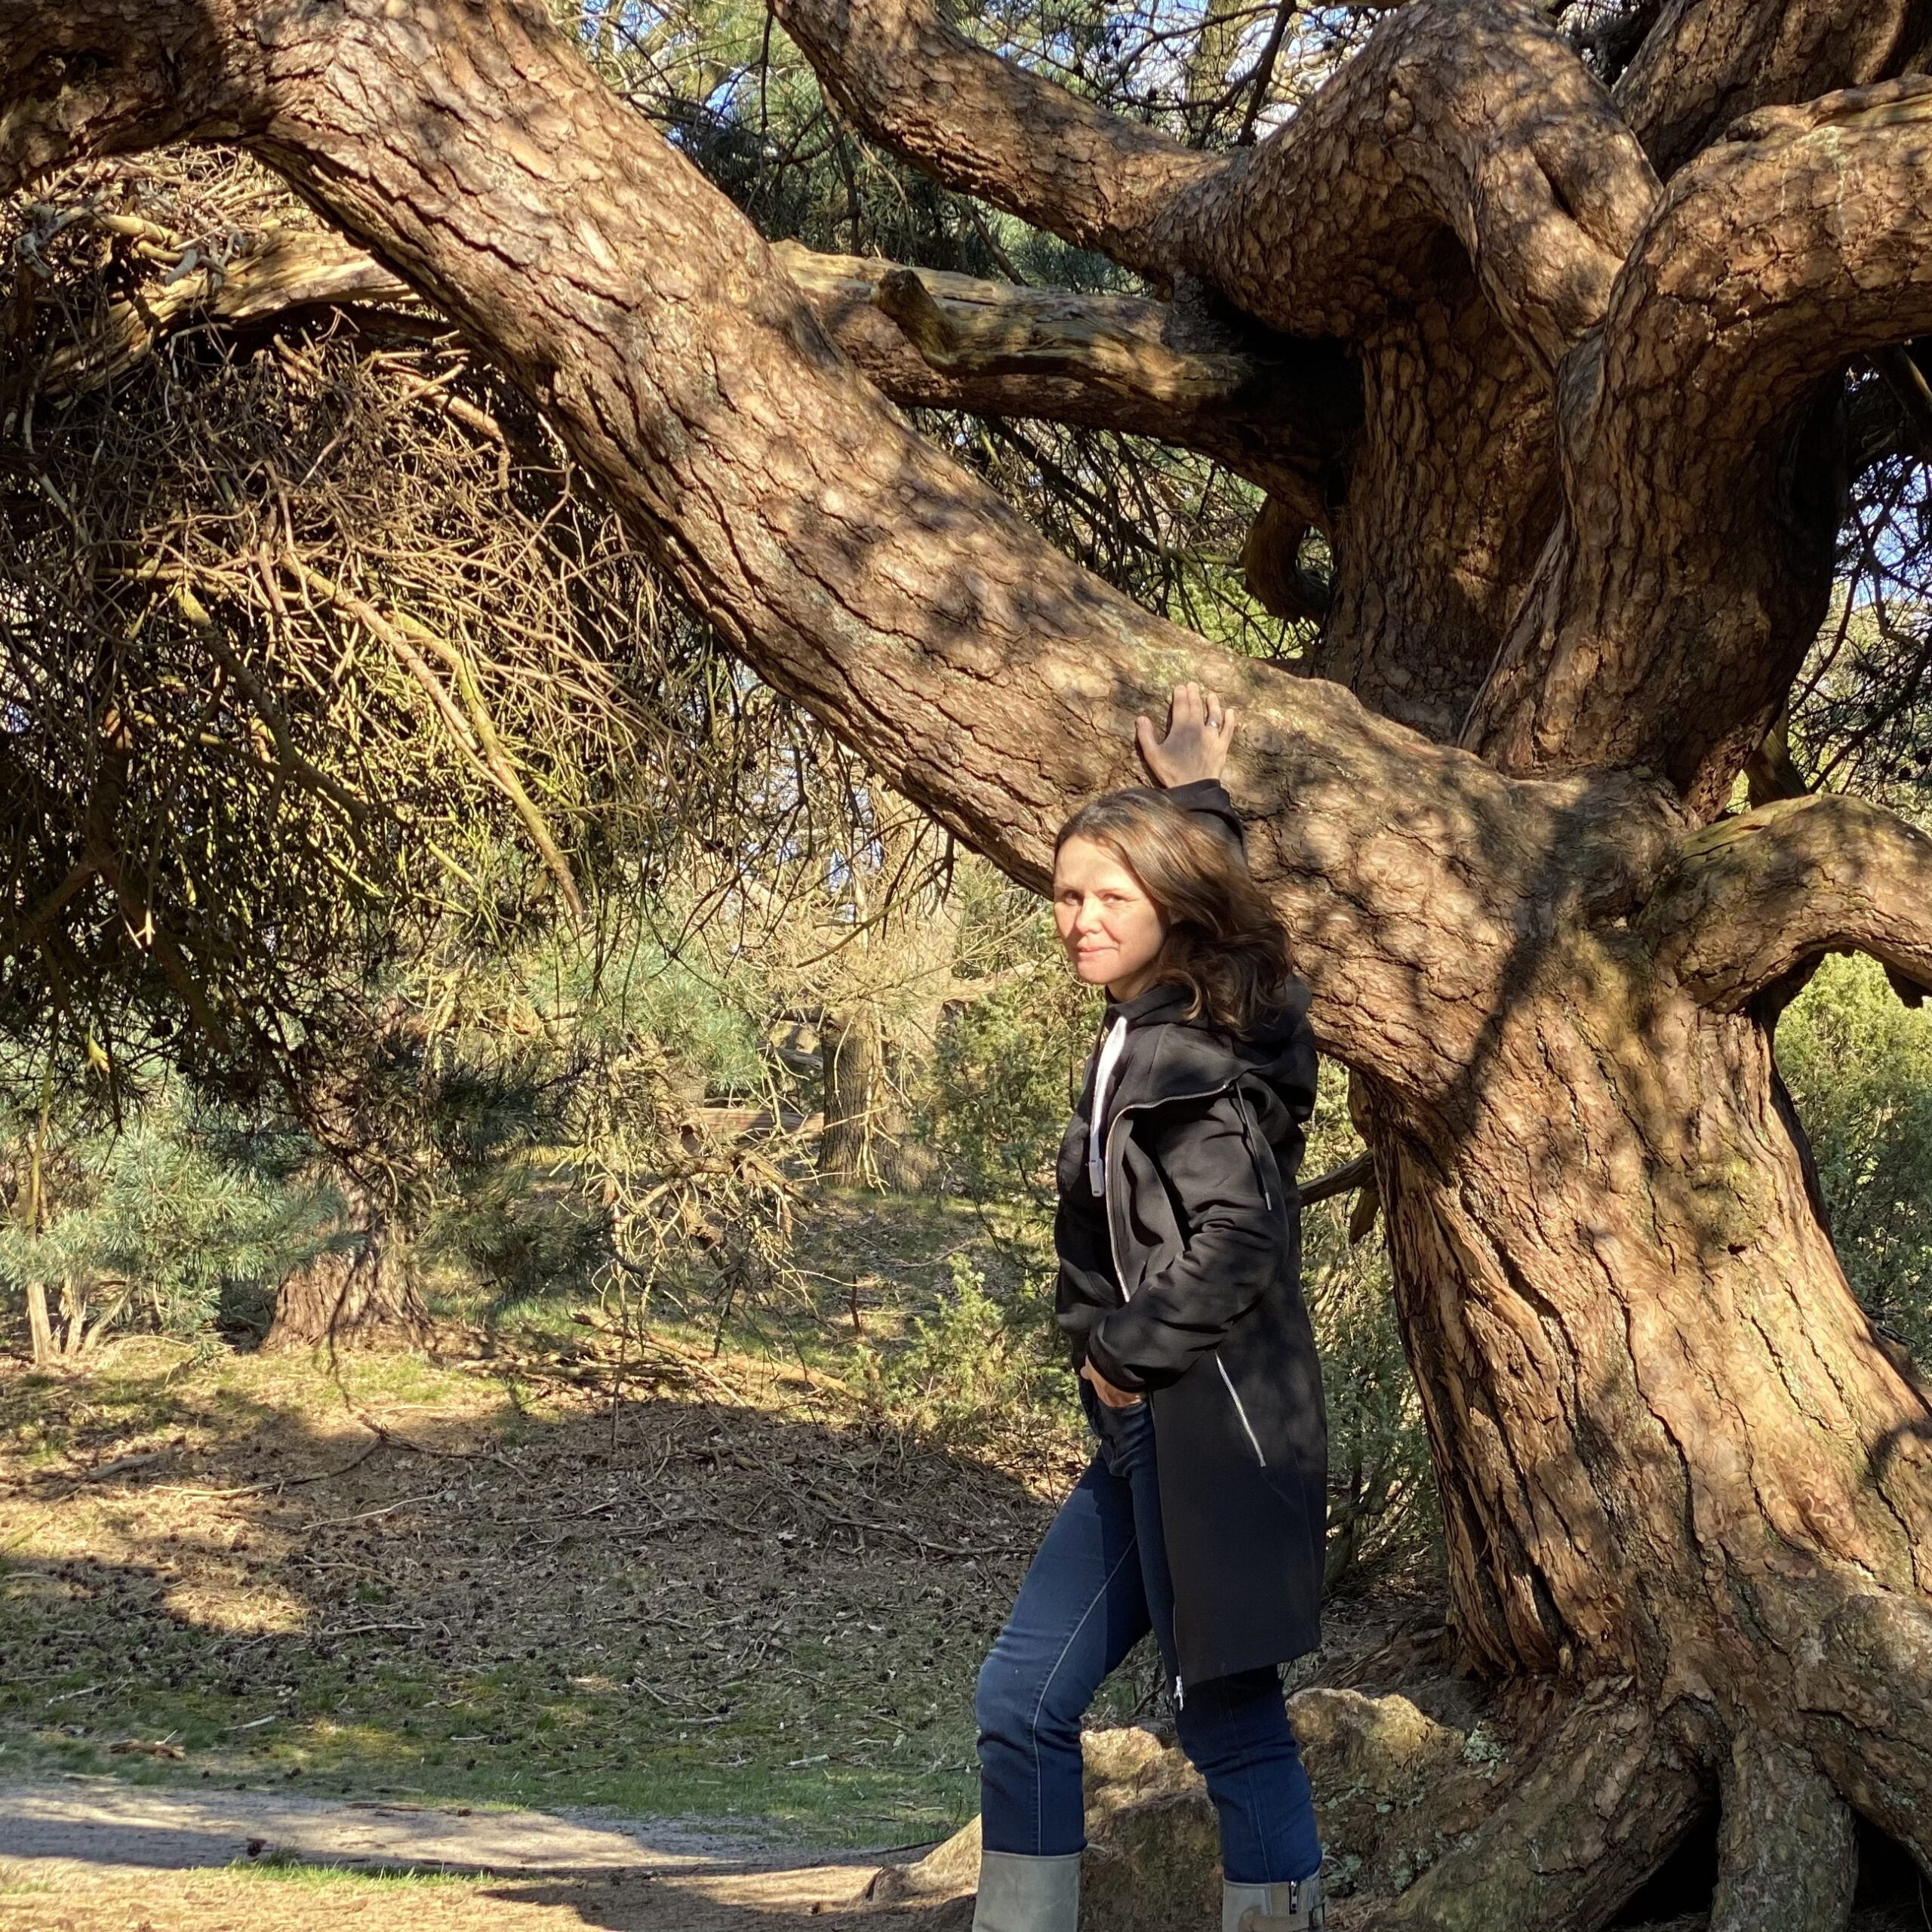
[0,1347,1057,1849]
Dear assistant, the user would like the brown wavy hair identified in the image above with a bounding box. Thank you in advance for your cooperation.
[1054,787,1295,1035]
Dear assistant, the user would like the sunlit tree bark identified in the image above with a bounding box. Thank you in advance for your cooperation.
[5,0,1932,1921]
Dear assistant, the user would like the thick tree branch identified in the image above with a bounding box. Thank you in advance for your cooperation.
[1641,793,1932,1012]
[33,220,1356,497]
[863,256,1254,411]
[765,0,1664,740]
[1157,0,1660,377]
[1616,0,1932,180]
[0,0,1629,1090]
[779,0,1658,380]
[774,245,1358,497]
[766,0,1217,280]
[1469,79,1932,809]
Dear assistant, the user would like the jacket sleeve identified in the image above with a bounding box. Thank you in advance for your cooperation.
[1082,1090,1281,1393]
[1166,779,1245,857]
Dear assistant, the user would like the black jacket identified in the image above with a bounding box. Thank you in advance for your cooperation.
[1054,794,1325,1688]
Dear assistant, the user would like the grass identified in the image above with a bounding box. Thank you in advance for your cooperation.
[226,1852,487,1887]
[0,1192,1148,1848]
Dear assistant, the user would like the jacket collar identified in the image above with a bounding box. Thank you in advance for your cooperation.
[1103,980,1195,1030]
[1100,985,1244,1113]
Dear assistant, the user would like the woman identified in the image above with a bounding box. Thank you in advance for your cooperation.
[973,685,1327,1932]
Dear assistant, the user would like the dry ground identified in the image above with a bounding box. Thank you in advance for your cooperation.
[0,1783,966,1932]
[0,1851,971,1932]
[0,1316,1115,1845]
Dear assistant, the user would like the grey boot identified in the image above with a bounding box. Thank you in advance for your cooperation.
[1223,1874,1324,1931]
[974,1849,1081,1932]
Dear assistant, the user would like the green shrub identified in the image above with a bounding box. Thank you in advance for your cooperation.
[1779,951,1932,1363]
[1298,1063,1439,1592]
[0,1106,330,1343]
[924,889,1097,1201]
[858,1251,1073,1445]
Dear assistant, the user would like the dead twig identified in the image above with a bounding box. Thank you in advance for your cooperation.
[158,1435,385,1500]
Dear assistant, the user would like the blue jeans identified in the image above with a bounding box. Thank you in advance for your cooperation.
[974,1394,1321,1884]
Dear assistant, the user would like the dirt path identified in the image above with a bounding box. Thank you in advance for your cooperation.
[0,1777,972,1931]
[0,1775,839,1872]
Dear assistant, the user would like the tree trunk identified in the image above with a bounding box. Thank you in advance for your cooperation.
[1368,998,1902,1687]
[1344,946,1932,1918]
[872,1036,936,1194]
[263,1187,432,1352]
[817,1006,882,1185]
[818,1007,934,1190]
[24,1278,54,1367]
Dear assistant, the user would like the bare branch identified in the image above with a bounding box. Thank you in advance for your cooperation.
[1241,490,1331,621]
[38,226,414,397]
[1470,79,1932,810]
[282,558,589,924]
[1616,0,1931,179]
[1641,793,1932,1012]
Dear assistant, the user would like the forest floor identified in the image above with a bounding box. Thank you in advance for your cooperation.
[0,1195,1117,1847]
[2,1194,1928,1930]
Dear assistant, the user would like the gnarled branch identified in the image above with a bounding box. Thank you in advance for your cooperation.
[1616,0,1932,180]
[778,0,1658,379]
[1641,792,1932,1012]
[866,257,1254,410]
[767,0,1216,280]
[1158,0,1659,376]
[1469,78,1932,809]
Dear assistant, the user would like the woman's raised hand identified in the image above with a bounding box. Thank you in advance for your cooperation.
[1135,681,1237,786]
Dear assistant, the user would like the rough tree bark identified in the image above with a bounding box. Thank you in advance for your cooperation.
[5,0,1932,1923]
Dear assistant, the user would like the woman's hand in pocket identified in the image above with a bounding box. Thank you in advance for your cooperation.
[1081,1359,1144,1409]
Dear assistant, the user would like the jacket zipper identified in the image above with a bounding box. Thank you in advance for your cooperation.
[1100,1077,1243,1299]
[1217,1356,1269,1468]
[1233,1091,1275,1212]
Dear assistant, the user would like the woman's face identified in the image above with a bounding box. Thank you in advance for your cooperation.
[1054,837,1167,1000]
